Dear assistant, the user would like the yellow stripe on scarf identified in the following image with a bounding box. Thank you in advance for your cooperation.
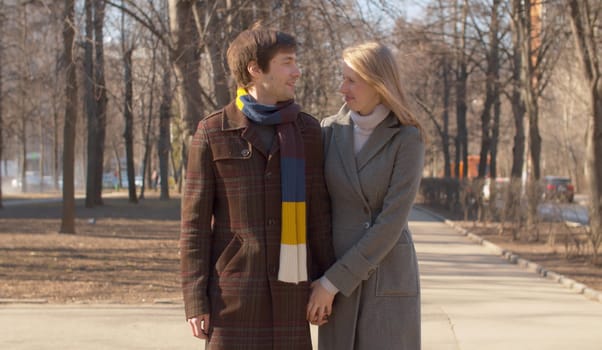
[281,202,307,245]
[236,87,246,111]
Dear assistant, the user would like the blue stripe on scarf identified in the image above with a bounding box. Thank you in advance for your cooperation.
[281,157,306,202]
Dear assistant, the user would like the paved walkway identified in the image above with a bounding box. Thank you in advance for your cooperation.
[2,207,602,349]
[412,207,602,350]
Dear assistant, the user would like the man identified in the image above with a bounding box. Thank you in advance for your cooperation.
[180,24,334,349]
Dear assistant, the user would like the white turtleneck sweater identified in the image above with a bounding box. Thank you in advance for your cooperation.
[349,104,391,155]
[318,104,392,296]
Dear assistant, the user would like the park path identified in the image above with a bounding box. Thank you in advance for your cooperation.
[1,207,602,349]
[412,207,602,350]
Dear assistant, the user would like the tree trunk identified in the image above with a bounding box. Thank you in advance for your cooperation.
[441,57,452,178]
[478,0,501,179]
[139,40,158,200]
[0,10,3,208]
[123,48,137,203]
[20,119,27,192]
[158,66,171,200]
[84,0,97,208]
[206,4,231,108]
[515,0,542,230]
[53,64,60,191]
[454,0,469,179]
[567,0,602,264]
[60,0,77,234]
[510,0,525,179]
[93,0,107,205]
[168,0,204,154]
[490,95,501,179]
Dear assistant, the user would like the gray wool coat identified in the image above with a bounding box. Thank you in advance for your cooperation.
[318,105,424,350]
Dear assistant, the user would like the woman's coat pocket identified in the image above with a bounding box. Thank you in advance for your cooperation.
[375,243,419,297]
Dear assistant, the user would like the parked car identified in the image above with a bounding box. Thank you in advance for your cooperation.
[542,176,574,203]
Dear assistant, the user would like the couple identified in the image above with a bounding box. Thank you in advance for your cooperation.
[180,24,424,350]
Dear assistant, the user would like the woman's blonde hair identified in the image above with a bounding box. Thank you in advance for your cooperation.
[343,42,424,140]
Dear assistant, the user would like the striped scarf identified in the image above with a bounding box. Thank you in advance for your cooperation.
[236,88,307,284]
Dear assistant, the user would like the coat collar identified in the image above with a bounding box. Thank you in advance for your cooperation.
[221,100,307,157]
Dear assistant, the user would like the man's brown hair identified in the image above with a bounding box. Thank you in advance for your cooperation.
[227,23,297,88]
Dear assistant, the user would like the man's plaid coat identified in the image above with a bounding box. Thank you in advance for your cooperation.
[180,101,335,349]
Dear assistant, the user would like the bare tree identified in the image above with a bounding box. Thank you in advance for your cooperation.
[121,3,137,204]
[83,0,97,206]
[475,0,502,179]
[59,0,77,234]
[83,0,108,207]
[567,0,602,264]
[138,36,159,200]
[158,62,171,200]
[454,0,469,179]
[0,3,4,208]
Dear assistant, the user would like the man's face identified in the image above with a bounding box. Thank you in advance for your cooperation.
[254,51,301,104]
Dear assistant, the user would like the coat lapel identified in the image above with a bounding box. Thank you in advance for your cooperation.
[332,107,368,205]
[355,113,400,171]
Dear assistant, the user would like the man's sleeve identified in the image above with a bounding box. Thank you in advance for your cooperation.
[306,120,335,280]
[180,122,215,319]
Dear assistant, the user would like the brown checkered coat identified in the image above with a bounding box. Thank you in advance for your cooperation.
[181,101,334,350]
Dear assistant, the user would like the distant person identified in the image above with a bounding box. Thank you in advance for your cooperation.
[307,41,425,349]
[150,169,158,190]
[180,23,334,349]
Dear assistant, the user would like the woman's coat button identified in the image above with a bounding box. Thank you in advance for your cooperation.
[363,222,371,229]
[241,149,250,157]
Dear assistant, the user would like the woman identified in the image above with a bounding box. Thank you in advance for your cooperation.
[307,42,425,349]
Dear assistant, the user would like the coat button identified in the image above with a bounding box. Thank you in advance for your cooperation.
[266,171,272,177]
[364,222,371,229]
[268,218,275,226]
[241,149,250,157]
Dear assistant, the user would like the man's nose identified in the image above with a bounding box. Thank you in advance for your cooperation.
[292,65,301,77]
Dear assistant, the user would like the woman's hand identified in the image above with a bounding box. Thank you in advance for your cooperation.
[306,280,335,325]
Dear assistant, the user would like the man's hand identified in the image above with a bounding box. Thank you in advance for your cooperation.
[187,314,210,340]
[306,280,335,326]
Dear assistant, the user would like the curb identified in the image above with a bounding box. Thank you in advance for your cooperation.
[413,205,602,304]
[0,299,48,304]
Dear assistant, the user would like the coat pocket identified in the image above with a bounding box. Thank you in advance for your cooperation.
[375,243,419,297]
[215,234,245,275]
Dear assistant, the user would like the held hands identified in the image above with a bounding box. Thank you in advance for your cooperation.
[188,314,210,340]
[306,280,336,326]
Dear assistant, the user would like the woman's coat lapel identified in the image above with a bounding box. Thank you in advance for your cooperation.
[332,106,401,202]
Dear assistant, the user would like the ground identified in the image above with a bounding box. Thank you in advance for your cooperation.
[0,192,182,303]
[1,193,600,303]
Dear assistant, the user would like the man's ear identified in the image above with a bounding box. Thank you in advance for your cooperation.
[247,61,262,78]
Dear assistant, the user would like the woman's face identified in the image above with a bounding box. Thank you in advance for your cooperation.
[339,61,380,116]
